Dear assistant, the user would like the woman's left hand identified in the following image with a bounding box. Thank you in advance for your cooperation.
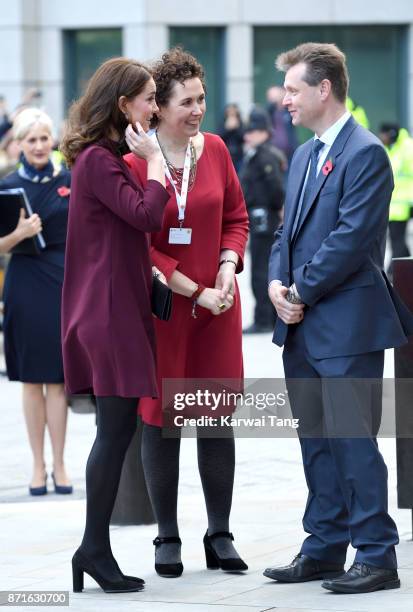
[215,263,236,301]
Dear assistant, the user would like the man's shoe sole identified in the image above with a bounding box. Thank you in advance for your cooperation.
[322,578,401,593]
[263,569,345,583]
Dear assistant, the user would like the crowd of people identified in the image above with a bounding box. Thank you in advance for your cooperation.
[1,41,413,598]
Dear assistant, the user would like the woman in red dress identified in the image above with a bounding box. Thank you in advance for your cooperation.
[126,48,249,577]
[61,58,169,593]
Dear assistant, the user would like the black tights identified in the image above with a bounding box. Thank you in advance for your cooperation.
[141,424,235,536]
[79,396,138,577]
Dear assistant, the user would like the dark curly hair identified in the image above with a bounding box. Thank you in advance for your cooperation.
[151,47,206,126]
[60,57,151,166]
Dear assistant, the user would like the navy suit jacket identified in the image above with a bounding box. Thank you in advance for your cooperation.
[268,116,413,359]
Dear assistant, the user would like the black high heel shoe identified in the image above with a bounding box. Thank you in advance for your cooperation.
[72,549,144,593]
[51,472,73,495]
[203,531,248,572]
[111,554,145,585]
[153,536,183,577]
[29,472,47,496]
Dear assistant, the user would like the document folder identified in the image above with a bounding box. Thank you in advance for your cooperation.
[0,188,46,254]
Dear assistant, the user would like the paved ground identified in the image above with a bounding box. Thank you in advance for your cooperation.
[0,249,412,611]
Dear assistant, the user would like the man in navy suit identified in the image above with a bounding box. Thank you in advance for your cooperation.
[264,42,413,594]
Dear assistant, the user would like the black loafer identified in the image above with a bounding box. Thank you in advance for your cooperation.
[264,553,344,583]
[322,562,400,594]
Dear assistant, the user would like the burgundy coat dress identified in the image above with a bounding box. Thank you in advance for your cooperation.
[61,140,169,398]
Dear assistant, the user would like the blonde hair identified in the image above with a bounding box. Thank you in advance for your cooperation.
[13,107,53,141]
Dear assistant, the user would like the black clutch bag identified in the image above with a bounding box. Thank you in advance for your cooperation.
[152,275,173,321]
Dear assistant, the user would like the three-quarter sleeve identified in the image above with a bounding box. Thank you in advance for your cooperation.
[84,147,169,232]
[219,141,249,272]
[150,244,180,281]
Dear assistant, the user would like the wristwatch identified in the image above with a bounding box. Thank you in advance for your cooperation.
[286,283,303,304]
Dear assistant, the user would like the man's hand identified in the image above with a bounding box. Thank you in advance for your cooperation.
[268,282,305,325]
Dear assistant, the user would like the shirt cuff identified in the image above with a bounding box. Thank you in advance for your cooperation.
[268,279,282,288]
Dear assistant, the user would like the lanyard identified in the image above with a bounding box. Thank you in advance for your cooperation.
[151,132,192,224]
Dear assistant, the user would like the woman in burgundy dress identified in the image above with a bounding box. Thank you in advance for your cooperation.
[60,58,169,594]
[126,48,249,577]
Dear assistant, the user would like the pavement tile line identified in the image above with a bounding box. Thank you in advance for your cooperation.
[1,253,413,610]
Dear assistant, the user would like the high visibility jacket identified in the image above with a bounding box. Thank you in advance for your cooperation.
[346,97,370,129]
[386,129,413,221]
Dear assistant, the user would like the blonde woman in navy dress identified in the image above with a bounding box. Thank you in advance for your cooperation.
[0,108,72,496]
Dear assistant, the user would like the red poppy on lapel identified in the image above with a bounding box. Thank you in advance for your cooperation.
[322,158,333,176]
[57,186,71,197]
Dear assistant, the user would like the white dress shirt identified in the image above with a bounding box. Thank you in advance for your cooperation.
[269,111,351,291]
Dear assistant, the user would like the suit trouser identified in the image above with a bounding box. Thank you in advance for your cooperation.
[387,221,411,276]
[250,233,276,327]
[282,324,398,569]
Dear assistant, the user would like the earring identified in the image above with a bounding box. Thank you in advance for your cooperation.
[124,112,129,122]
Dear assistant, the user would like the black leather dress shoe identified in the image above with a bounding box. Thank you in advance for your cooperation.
[322,562,400,593]
[263,553,344,583]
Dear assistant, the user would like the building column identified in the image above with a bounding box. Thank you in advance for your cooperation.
[226,24,253,119]
[123,24,168,64]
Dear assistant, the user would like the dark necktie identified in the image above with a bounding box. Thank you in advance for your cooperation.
[291,138,324,238]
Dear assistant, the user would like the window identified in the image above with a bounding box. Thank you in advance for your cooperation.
[63,29,122,109]
[254,25,407,140]
[169,27,225,133]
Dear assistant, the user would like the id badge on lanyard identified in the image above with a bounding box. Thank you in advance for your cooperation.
[152,132,193,245]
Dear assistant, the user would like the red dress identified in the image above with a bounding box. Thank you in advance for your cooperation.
[62,141,169,398]
[125,133,249,425]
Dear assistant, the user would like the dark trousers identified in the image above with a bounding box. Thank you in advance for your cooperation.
[250,233,276,327]
[388,221,410,275]
[282,324,398,569]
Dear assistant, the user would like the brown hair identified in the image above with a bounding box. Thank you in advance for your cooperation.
[60,57,151,166]
[276,42,349,103]
[151,46,205,126]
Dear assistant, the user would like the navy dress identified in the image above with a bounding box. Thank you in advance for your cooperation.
[0,169,70,382]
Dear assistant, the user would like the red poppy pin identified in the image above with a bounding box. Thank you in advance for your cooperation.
[57,186,71,197]
[322,158,334,176]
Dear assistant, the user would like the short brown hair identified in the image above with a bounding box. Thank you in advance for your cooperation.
[60,57,151,166]
[276,42,349,103]
[151,47,205,126]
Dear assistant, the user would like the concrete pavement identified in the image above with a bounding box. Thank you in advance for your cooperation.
[0,252,412,611]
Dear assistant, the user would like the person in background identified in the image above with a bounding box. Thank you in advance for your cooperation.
[240,106,285,334]
[61,57,169,594]
[0,108,72,497]
[266,85,298,167]
[346,97,369,129]
[379,123,413,276]
[218,103,245,173]
[126,47,249,578]
[0,89,43,140]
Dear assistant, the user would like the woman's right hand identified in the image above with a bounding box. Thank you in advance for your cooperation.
[197,287,234,316]
[15,208,42,241]
[125,123,161,162]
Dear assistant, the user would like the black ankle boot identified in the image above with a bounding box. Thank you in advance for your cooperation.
[153,536,183,577]
[72,549,144,593]
[203,531,248,572]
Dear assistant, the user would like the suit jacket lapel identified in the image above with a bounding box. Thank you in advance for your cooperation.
[284,142,312,239]
[293,116,358,239]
